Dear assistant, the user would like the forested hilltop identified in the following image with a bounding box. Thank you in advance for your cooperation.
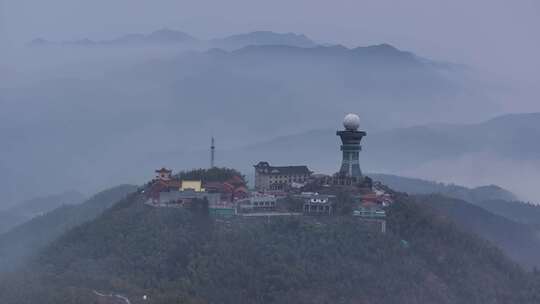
[1,190,540,304]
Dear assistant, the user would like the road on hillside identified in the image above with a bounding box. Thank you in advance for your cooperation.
[93,290,132,304]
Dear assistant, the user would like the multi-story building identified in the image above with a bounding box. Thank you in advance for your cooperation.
[298,193,335,215]
[238,194,278,212]
[254,161,312,192]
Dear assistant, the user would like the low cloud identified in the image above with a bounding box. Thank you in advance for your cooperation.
[401,152,540,203]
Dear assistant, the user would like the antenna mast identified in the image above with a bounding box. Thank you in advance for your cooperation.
[210,137,215,168]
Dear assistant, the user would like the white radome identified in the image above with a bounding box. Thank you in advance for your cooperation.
[343,113,360,131]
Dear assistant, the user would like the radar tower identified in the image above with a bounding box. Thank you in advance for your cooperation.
[337,113,366,179]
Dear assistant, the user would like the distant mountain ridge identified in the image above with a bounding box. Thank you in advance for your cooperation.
[28,29,319,49]
[417,194,540,269]
[476,199,540,228]
[370,112,540,163]
[371,173,518,203]
[29,29,198,47]
[229,43,420,66]
[0,191,84,234]
[0,185,137,273]
[212,30,318,49]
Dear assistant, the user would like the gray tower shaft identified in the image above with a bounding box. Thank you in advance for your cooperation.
[337,130,366,178]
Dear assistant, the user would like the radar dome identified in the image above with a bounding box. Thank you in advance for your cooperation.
[343,113,360,131]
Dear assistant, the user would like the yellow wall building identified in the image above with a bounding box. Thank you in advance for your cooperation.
[180,180,205,192]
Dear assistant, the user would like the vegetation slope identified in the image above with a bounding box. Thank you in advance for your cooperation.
[1,191,539,304]
[367,174,540,269]
[415,194,540,269]
[0,185,137,272]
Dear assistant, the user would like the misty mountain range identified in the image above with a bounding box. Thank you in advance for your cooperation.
[0,185,136,272]
[0,191,84,234]
[29,29,318,50]
[370,174,518,203]
[0,29,530,205]
[237,112,540,171]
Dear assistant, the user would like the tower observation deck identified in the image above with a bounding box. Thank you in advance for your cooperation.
[337,113,366,179]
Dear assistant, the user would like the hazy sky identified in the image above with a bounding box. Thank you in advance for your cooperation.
[1,0,539,106]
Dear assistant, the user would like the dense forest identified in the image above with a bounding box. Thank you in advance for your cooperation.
[1,189,540,304]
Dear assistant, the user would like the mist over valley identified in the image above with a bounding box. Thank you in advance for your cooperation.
[1,29,530,204]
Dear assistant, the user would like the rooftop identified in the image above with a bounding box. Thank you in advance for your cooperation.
[254,161,312,175]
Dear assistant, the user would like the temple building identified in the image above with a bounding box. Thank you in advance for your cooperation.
[254,161,312,192]
[204,176,249,203]
[155,167,173,181]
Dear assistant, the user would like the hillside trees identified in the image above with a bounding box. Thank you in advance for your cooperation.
[1,190,539,303]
